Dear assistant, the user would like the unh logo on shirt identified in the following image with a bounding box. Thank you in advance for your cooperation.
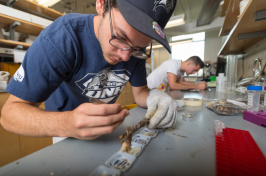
[14,65,25,82]
[75,68,130,103]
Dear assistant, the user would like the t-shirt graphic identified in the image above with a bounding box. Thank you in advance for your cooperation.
[75,67,130,103]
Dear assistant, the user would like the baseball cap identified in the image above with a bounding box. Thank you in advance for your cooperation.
[116,0,177,54]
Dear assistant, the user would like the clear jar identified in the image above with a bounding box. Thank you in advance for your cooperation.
[247,86,262,112]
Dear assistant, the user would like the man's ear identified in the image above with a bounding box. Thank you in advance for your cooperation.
[96,0,105,16]
[186,61,192,67]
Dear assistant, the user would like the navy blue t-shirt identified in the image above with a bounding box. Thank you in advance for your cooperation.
[7,14,147,111]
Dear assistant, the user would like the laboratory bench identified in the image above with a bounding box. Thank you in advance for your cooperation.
[0,89,265,176]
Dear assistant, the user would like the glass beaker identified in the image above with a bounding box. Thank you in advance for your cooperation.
[226,55,238,92]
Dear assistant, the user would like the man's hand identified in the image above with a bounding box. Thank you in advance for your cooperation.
[65,103,129,140]
[196,82,207,90]
[145,89,177,129]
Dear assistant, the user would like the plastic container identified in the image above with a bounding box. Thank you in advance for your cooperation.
[226,55,238,92]
[140,128,159,138]
[0,71,10,90]
[105,151,136,172]
[247,86,262,112]
[216,73,227,92]
[132,134,151,145]
[264,86,266,114]
[129,142,144,156]
[210,76,216,82]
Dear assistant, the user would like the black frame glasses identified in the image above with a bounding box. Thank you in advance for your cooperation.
[107,0,152,59]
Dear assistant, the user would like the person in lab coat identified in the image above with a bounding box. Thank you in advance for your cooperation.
[1,0,178,143]
[147,56,207,90]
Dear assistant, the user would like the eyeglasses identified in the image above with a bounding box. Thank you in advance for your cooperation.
[108,0,152,59]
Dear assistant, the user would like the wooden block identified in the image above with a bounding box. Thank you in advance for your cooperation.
[19,136,52,158]
[0,62,20,78]
[0,126,21,167]
[116,82,135,106]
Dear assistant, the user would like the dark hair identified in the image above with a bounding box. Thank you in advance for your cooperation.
[187,56,205,68]
[103,0,118,17]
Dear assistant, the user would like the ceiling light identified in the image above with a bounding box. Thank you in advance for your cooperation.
[169,39,192,46]
[147,44,164,49]
[165,14,185,29]
[147,39,192,50]
[36,0,61,7]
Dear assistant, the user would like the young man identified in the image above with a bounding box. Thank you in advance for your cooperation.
[147,56,207,90]
[1,0,178,143]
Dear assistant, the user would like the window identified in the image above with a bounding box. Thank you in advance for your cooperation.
[171,32,205,77]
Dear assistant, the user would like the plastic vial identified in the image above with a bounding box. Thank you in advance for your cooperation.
[247,86,262,113]
[264,86,266,114]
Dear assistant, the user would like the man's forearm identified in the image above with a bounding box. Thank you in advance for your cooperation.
[169,82,197,90]
[1,97,70,137]
[179,80,195,85]
[1,95,130,141]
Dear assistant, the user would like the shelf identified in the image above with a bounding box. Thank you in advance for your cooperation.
[0,13,45,36]
[220,0,230,17]
[0,1,60,51]
[0,39,31,49]
[2,0,63,21]
[219,0,239,37]
[218,0,266,55]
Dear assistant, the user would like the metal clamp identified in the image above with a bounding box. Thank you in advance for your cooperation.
[6,0,17,7]
[7,21,21,40]
[253,58,261,76]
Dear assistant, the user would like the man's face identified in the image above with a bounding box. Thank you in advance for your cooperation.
[98,7,152,65]
[186,63,201,75]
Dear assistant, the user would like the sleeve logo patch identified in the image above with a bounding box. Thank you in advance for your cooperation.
[14,65,25,82]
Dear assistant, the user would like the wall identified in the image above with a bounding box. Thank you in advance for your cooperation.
[152,47,170,71]
[204,29,224,63]
[151,30,266,83]
[115,57,152,106]
[152,29,223,71]
[237,38,266,80]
